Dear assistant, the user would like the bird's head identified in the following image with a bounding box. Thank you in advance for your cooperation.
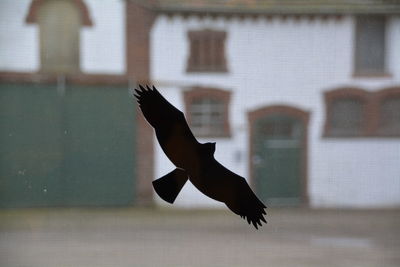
[203,142,216,155]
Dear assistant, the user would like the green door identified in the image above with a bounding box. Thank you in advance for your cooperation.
[0,83,136,208]
[253,114,303,205]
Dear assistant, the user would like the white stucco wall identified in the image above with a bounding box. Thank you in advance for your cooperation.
[81,0,125,74]
[0,0,39,71]
[151,15,400,208]
[0,0,125,74]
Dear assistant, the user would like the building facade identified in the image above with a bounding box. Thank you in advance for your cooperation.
[149,1,400,208]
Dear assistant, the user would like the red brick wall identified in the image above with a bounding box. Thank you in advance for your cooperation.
[126,0,156,205]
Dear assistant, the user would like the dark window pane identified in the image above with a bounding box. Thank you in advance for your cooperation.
[355,16,386,74]
[379,97,400,135]
[260,117,299,138]
[330,98,364,136]
[192,40,200,66]
[204,37,211,66]
[187,30,227,72]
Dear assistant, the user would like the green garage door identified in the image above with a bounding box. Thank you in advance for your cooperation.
[253,114,303,206]
[0,83,136,207]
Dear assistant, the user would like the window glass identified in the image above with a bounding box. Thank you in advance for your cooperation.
[379,97,400,135]
[187,30,227,72]
[330,98,364,136]
[355,16,386,74]
[190,98,225,136]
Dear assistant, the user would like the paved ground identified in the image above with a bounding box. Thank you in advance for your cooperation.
[0,208,399,267]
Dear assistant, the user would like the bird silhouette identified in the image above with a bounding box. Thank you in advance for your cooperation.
[134,85,267,229]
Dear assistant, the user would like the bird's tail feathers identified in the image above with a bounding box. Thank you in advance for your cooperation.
[152,168,188,204]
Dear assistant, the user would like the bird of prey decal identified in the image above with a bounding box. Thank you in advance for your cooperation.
[134,85,267,229]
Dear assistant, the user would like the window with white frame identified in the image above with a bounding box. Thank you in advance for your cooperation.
[184,87,231,137]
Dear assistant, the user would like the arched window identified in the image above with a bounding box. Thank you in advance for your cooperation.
[184,87,231,137]
[324,88,368,137]
[324,87,400,137]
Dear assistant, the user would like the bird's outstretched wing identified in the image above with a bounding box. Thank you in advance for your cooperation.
[225,175,267,229]
[134,85,182,127]
[134,85,199,167]
[134,85,196,138]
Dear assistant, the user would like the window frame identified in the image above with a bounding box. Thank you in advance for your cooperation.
[183,87,231,138]
[324,88,370,137]
[324,87,400,138]
[353,15,390,77]
[186,29,228,73]
[375,87,400,137]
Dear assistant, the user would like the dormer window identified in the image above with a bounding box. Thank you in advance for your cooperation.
[26,0,93,74]
[39,0,81,73]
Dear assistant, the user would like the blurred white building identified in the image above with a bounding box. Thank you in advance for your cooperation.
[150,0,400,208]
[0,0,399,208]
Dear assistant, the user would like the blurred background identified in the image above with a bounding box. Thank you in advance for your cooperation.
[0,0,399,266]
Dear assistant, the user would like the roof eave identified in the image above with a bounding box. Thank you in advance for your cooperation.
[153,6,400,16]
